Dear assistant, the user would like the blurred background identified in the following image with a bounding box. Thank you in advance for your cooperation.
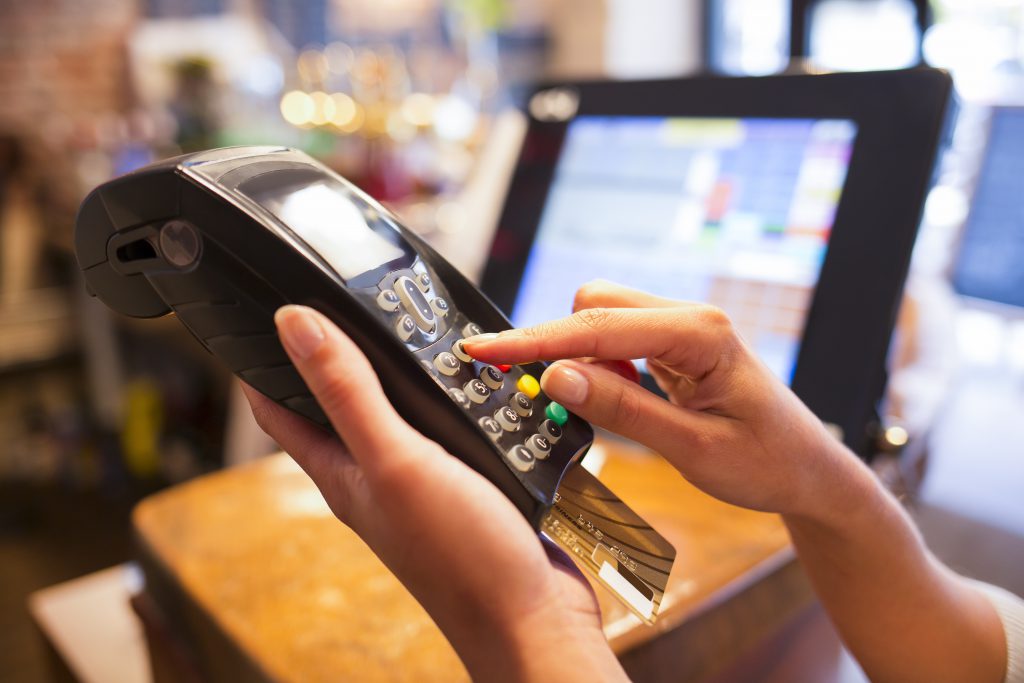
[1,0,1023,680]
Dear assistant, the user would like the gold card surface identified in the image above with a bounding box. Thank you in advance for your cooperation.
[543,463,675,624]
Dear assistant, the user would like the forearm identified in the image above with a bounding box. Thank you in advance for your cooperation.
[443,607,628,683]
[783,446,1006,683]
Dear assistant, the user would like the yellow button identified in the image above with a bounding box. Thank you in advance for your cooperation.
[516,374,540,399]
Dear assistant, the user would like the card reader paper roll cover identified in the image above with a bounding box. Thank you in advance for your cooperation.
[74,146,675,623]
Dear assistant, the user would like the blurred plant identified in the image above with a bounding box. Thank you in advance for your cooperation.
[448,0,509,32]
[170,57,220,152]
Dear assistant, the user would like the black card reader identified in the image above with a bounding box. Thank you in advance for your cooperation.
[75,146,593,528]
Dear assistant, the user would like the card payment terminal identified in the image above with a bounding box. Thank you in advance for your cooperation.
[74,146,675,623]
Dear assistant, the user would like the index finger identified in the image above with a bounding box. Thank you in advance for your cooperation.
[462,305,736,381]
[274,305,425,476]
[572,279,682,312]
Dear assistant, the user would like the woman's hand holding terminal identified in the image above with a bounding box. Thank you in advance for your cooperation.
[242,305,627,683]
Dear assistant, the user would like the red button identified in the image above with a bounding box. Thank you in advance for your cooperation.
[496,364,512,372]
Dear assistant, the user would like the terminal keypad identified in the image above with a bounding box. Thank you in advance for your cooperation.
[418,314,575,478]
[370,261,578,484]
[373,262,453,349]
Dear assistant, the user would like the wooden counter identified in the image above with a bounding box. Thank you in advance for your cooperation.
[133,441,812,682]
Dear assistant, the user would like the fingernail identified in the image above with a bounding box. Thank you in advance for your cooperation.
[275,306,324,360]
[542,363,589,405]
[463,332,500,345]
[465,329,525,346]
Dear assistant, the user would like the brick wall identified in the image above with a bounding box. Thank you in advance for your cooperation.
[0,0,137,129]
[0,0,139,249]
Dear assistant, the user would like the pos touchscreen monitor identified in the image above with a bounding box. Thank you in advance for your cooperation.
[481,69,954,457]
[952,106,1024,311]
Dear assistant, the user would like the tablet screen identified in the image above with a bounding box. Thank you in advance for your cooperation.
[952,106,1024,310]
[510,116,857,381]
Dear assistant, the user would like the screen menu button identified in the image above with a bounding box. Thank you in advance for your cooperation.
[395,314,416,341]
[376,289,400,312]
[395,276,435,332]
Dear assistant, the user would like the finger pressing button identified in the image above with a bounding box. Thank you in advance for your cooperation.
[452,339,473,362]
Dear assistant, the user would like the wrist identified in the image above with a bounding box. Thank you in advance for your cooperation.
[784,427,879,531]
[508,611,626,683]
[443,601,624,683]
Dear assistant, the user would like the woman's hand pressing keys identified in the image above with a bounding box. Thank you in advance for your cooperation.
[462,279,850,521]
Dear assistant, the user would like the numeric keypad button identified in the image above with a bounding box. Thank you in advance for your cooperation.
[376,289,400,312]
[525,434,552,460]
[479,416,502,440]
[539,419,563,443]
[509,392,533,417]
[433,352,460,376]
[395,314,416,341]
[464,379,490,404]
[494,406,522,432]
[448,388,471,410]
[462,322,483,338]
[416,272,432,291]
[480,365,504,390]
[452,339,473,362]
[506,445,536,473]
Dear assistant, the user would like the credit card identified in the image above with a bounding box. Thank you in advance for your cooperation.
[542,462,675,624]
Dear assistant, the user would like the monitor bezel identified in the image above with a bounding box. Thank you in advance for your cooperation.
[479,69,954,457]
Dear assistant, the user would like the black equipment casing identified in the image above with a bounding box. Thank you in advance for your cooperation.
[76,146,593,528]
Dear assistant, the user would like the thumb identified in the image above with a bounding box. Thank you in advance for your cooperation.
[540,359,719,459]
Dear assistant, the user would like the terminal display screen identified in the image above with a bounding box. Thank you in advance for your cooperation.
[510,116,858,381]
[239,168,415,283]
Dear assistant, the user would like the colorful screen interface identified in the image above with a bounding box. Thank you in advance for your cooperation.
[511,116,858,381]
